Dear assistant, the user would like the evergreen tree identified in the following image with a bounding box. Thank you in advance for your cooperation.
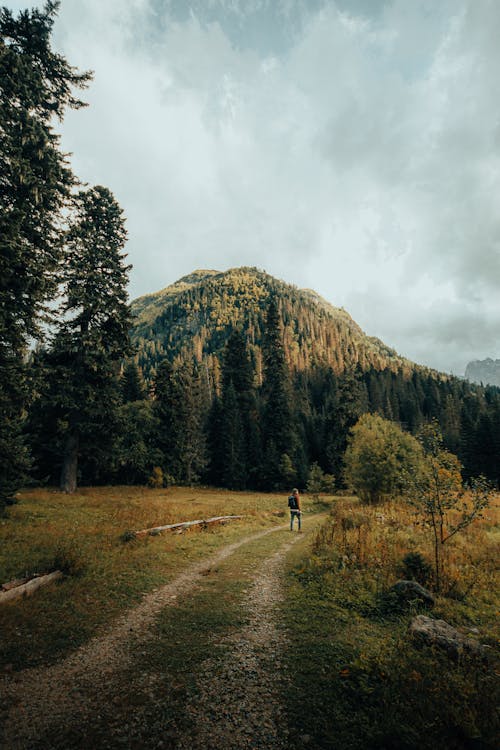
[219,330,261,488]
[324,369,367,482]
[48,186,132,491]
[221,380,245,489]
[121,361,146,402]
[153,360,177,475]
[261,297,293,488]
[0,2,91,510]
[154,360,207,484]
[205,394,225,486]
[114,400,159,484]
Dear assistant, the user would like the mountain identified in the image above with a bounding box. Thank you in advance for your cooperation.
[465,358,500,387]
[130,266,433,381]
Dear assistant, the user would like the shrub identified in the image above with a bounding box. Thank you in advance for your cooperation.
[398,551,433,586]
[148,466,164,488]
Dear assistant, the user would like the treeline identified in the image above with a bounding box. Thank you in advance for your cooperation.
[0,4,132,509]
[27,297,500,491]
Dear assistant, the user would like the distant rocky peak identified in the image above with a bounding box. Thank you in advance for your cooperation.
[465,358,500,387]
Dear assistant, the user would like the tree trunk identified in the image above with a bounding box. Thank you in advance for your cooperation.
[60,431,79,493]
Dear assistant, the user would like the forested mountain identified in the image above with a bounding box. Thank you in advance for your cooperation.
[118,267,499,491]
[131,266,428,383]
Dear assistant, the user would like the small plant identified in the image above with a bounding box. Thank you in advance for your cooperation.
[52,543,86,577]
[398,551,433,586]
[120,529,137,543]
[148,466,164,488]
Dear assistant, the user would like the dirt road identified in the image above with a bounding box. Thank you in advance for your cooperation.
[0,524,308,749]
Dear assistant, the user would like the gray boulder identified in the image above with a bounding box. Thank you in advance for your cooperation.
[389,580,435,608]
[409,615,489,661]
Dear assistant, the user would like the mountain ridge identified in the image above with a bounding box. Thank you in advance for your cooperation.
[130,266,440,381]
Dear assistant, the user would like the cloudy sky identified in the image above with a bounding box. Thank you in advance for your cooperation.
[6,0,500,375]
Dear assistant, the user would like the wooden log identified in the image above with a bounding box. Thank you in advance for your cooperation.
[1,577,32,592]
[135,515,244,538]
[0,571,64,605]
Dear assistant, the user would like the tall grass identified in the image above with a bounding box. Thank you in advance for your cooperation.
[282,494,500,749]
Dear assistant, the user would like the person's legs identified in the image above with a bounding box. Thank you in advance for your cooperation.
[290,511,294,530]
[297,512,301,531]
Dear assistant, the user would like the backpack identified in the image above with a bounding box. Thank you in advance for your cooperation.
[288,495,298,510]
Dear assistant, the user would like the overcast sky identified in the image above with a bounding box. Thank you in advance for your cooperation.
[6,0,500,375]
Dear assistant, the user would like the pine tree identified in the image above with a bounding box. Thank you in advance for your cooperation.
[220,330,261,488]
[154,360,206,484]
[261,297,293,488]
[121,361,146,402]
[49,186,132,492]
[0,2,91,510]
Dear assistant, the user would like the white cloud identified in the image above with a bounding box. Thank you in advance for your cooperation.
[4,0,500,374]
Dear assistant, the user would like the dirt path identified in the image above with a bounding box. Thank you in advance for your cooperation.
[177,534,300,750]
[0,525,290,750]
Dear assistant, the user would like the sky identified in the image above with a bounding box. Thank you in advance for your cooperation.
[5,0,500,375]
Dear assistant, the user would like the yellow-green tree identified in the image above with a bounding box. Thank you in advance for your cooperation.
[343,413,423,503]
[404,421,493,592]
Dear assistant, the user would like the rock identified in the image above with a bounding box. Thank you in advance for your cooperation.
[409,615,489,661]
[389,580,435,608]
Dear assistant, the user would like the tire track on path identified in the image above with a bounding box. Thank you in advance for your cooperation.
[177,533,302,750]
[0,525,287,749]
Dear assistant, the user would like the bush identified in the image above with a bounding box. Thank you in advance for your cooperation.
[148,466,164,488]
[398,551,433,586]
[52,543,86,577]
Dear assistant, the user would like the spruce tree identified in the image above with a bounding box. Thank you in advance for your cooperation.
[49,186,132,492]
[121,361,146,402]
[0,2,91,510]
[220,330,261,488]
[261,297,293,488]
[154,360,206,484]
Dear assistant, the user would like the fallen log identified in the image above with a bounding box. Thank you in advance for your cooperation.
[0,571,64,605]
[134,515,244,538]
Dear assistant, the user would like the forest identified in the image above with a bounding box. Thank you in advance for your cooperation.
[1,3,499,512]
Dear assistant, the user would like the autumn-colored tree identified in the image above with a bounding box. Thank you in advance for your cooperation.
[404,421,493,592]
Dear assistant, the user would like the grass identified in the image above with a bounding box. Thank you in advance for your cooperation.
[0,485,293,671]
[281,495,500,750]
[2,487,498,748]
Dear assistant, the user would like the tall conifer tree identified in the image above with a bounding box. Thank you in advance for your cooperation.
[49,186,132,492]
[0,2,91,509]
[261,297,294,488]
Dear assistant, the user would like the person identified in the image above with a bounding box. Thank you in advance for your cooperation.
[288,488,302,532]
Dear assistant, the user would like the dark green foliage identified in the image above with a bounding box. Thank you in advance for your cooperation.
[153,360,207,484]
[114,400,159,484]
[32,186,133,491]
[398,552,433,587]
[120,361,147,402]
[0,2,91,508]
[215,330,262,489]
[261,297,294,488]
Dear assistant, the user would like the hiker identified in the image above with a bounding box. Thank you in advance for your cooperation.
[288,487,302,531]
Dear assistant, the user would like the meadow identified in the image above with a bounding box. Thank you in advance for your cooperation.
[1,487,498,749]
[0,486,290,671]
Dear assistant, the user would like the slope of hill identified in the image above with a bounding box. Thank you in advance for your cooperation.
[130,266,429,380]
